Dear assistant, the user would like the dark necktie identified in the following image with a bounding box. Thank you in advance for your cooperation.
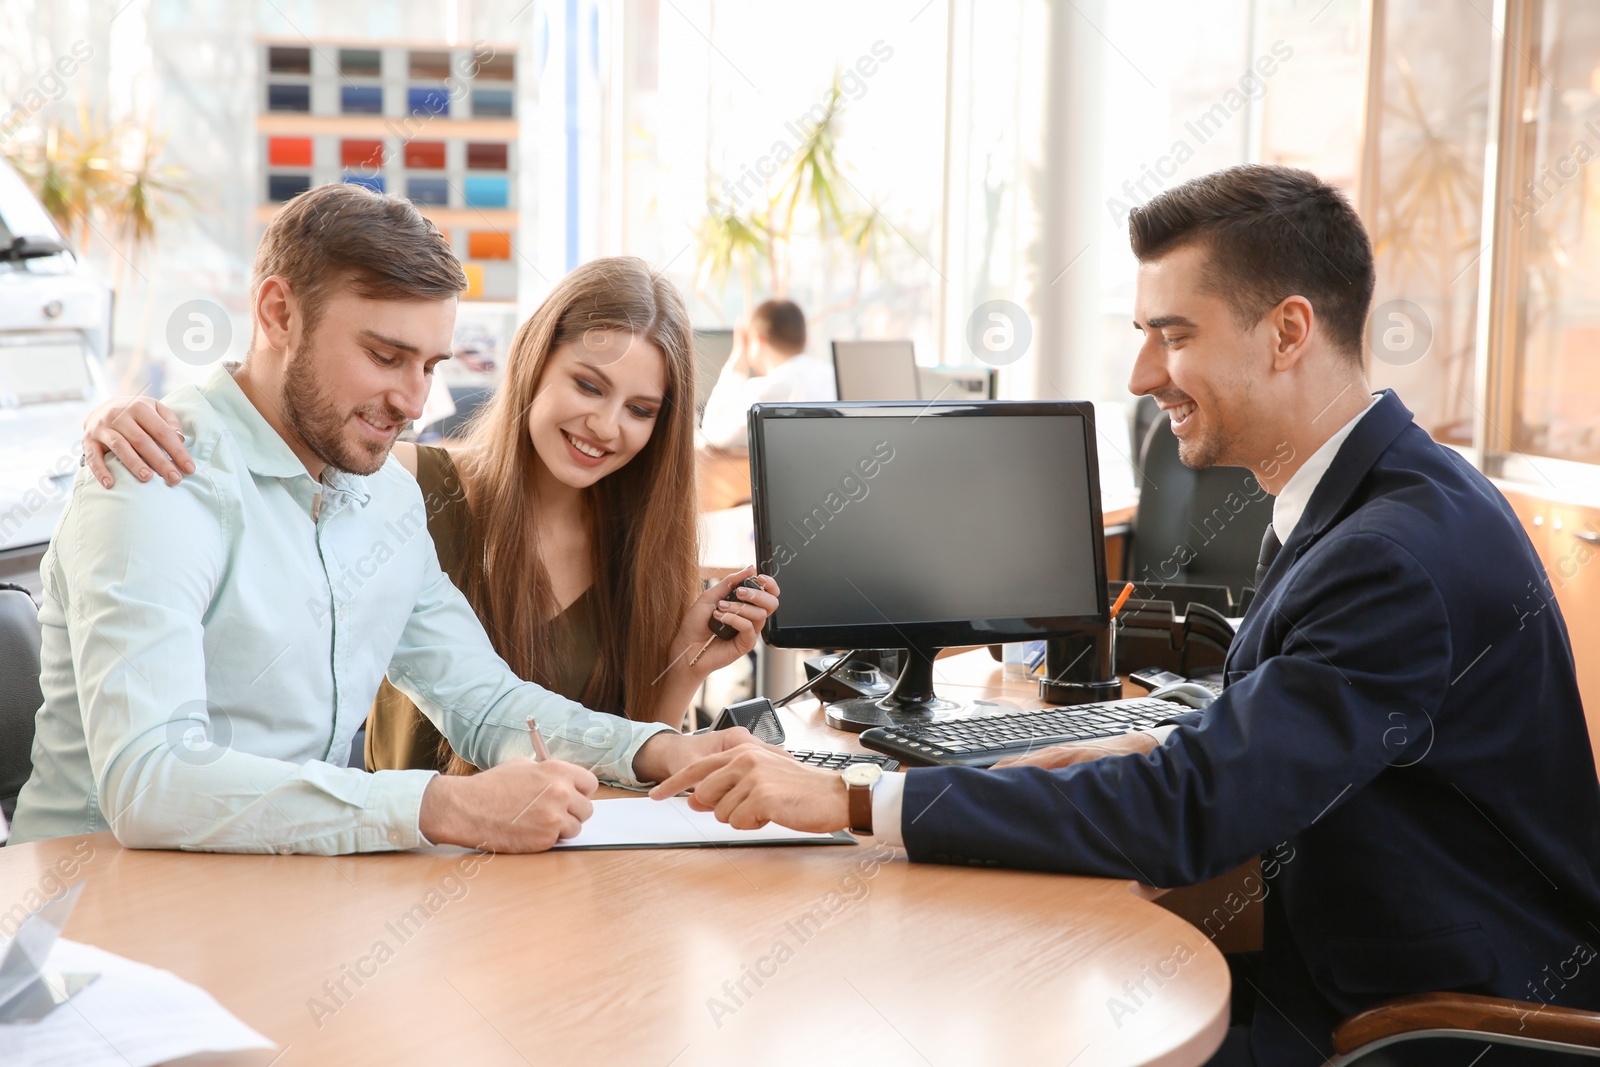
[1255,524,1282,586]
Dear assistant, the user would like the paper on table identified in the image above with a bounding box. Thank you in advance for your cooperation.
[0,938,273,1067]
[551,796,853,850]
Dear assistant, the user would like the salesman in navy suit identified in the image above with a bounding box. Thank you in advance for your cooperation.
[654,164,1600,1064]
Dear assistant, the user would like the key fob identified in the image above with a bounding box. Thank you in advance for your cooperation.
[710,577,763,640]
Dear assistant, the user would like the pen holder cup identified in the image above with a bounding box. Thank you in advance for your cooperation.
[1039,621,1122,705]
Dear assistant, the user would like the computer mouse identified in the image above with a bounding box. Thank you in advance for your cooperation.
[1149,682,1217,710]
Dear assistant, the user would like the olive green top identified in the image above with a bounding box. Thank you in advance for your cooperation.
[364,445,599,772]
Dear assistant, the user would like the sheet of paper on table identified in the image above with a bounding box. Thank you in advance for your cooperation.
[0,938,272,1067]
[551,796,854,850]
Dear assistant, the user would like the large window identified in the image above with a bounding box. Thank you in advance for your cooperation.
[1363,0,1492,448]
[608,0,949,361]
[609,0,1369,405]
[1365,0,1600,480]
[1507,0,1600,466]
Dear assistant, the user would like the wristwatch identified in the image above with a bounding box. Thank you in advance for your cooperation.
[841,763,883,835]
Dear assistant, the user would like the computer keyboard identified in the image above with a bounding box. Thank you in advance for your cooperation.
[788,749,900,773]
[859,697,1179,768]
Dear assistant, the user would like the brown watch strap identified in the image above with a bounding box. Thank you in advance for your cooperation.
[847,781,873,834]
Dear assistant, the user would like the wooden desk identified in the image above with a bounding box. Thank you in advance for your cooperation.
[696,449,752,514]
[698,504,755,581]
[0,652,1230,1066]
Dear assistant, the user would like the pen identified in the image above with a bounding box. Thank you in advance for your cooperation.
[1110,582,1135,620]
[526,716,551,762]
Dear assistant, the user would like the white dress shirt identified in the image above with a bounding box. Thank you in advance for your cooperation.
[11,364,673,853]
[866,392,1383,846]
[1270,392,1382,544]
[698,353,837,451]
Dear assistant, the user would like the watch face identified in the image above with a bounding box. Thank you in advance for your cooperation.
[841,763,883,787]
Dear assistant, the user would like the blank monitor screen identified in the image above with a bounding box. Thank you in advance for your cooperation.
[831,340,920,401]
[753,404,1105,646]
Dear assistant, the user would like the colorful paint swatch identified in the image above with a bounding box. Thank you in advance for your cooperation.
[404,141,446,169]
[471,89,513,118]
[268,47,311,74]
[340,49,381,77]
[407,177,450,205]
[268,137,313,167]
[410,51,452,78]
[467,231,512,259]
[267,84,311,112]
[408,87,450,116]
[342,85,383,115]
[466,142,508,170]
[475,53,515,81]
[341,139,385,168]
[462,176,509,208]
[268,174,311,202]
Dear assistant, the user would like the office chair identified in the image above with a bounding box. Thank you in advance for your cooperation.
[1128,396,1161,489]
[0,583,41,826]
[1123,414,1273,602]
[1330,992,1600,1063]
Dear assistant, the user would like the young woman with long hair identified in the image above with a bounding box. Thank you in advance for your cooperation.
[81,256,779,773]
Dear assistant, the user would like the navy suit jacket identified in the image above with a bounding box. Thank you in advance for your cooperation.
[902,391,1600,1065]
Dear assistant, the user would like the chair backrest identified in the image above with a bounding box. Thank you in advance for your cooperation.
[0,585,41,823]
[1129,416,1273,601]
[1128,396,1162,489]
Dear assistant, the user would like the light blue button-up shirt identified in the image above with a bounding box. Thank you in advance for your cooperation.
[11,364,672,853]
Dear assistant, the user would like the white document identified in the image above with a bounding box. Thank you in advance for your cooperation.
[551,796,851,850]
[0,938,273,1066]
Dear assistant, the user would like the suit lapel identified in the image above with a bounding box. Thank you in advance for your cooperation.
[1274,390,1413,572]
[1225,391,1416,677]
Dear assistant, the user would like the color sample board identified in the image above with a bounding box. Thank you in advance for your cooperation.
[257,40,520,303]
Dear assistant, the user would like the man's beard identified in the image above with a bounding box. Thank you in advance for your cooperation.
[281,345,405,476]
[1176,428,1227,470]
[1155,390,1234,471]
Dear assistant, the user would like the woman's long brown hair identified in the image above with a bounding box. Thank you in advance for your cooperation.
[444,257,700,768]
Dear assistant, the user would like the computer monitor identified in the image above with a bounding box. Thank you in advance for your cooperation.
[692,328,735,418]
[749,400,1109,729]
[831,340,920,401]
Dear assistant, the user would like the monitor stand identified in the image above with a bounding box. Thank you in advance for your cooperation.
[823,647,971,733]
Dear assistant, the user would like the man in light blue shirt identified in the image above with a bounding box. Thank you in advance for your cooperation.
[11,184,752,854]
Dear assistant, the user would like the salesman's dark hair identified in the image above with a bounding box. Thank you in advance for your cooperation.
[1128,165,1374,362]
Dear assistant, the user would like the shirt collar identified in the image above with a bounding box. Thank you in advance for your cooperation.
[200,363,372,506]
[1271,392,1382,543]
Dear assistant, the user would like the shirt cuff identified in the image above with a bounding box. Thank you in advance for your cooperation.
[870,770,907,847]
[616,721,680,790]
[367,768,438,851]
[868,729,1169,851]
